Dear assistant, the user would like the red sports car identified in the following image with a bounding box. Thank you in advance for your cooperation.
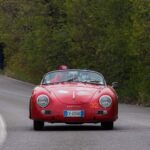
[29,69,118,130]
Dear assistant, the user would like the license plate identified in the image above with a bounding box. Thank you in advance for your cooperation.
[64,110,84,117]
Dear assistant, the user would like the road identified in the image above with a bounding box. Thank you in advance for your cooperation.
[0,75,150,150]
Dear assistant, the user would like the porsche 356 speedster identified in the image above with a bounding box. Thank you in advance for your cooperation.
[29,69,118,130]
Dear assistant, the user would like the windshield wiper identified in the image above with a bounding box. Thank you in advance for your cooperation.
[90,81,104,85]
[82,80,104,85]
[61,77,78,82]
[42,81,63,85]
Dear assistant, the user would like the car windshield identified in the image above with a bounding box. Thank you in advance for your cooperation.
[41,70,105,85]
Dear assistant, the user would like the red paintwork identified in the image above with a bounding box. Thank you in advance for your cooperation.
[30,82,118,124]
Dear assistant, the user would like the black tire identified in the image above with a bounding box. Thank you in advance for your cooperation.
[33,120,44,131]
[101,121,114,130]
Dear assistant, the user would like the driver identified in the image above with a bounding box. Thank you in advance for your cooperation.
[50,65,68,83]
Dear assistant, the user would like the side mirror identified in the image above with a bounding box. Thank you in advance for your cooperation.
[112,82,118,89]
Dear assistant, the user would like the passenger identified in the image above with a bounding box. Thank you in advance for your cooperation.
[79,71,90,82]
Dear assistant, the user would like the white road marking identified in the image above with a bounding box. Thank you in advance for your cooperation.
[0,115,7,147]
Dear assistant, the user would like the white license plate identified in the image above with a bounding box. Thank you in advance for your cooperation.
[64,110,84,117]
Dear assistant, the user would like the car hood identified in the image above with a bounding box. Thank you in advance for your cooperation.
[45,83,103,105]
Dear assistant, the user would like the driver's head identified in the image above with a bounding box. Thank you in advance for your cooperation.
[57,65,68,70]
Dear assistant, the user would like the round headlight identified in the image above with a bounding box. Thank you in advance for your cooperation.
[37,95,49,108]
[99,95,112,108]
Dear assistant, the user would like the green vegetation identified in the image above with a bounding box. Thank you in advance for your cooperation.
[0,0,149,105]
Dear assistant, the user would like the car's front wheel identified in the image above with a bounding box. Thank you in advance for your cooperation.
[101,121,114,130]
[33,120,44,131]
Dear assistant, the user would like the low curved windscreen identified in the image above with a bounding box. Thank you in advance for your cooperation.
[42,70,105,85]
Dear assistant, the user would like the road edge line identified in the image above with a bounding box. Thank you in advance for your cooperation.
[0,114,7,147]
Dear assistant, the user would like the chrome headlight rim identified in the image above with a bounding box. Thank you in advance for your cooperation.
[99,95,112,108]
[37,94,50,108]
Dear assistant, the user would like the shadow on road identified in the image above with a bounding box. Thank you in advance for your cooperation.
[44,125,101,131]
[36,124,118,131]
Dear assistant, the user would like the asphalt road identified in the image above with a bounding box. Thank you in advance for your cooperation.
[0,75,150,150]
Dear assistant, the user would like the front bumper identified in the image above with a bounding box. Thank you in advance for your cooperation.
[30,102,118,123]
